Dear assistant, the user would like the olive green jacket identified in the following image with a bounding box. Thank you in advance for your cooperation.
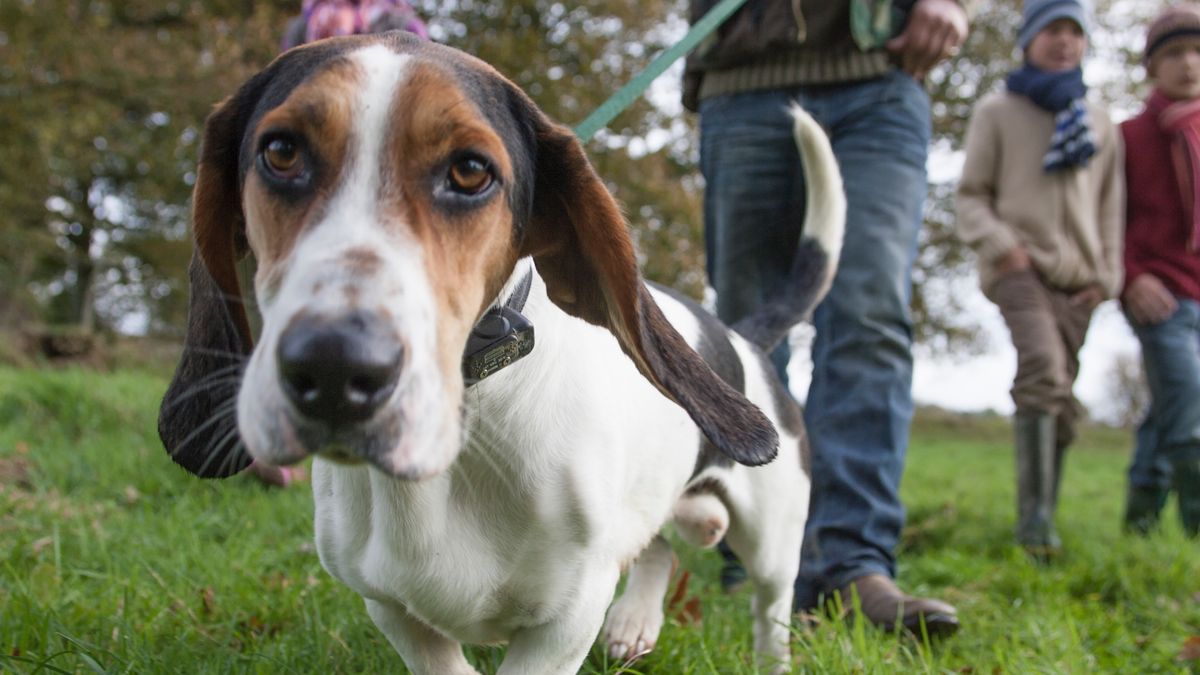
[683,0,974,111]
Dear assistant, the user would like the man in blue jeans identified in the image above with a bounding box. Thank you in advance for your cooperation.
[684,0,970,635]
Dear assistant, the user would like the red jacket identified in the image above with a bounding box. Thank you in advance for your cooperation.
[1121,90,1200,303]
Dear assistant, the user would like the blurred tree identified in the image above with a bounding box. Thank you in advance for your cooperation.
[0,0,1158,355]
[1105,350,1149,428]
[418,0,707,294]
[917,0,1157,357]
[0,0,294,334]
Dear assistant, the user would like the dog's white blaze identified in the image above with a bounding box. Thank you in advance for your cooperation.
[241,46,453,474]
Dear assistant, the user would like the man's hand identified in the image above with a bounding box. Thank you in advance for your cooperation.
[1069,284,1105,312]
[993,245,1031,277]
[1123,274,1178,325]
[886,0,969,80]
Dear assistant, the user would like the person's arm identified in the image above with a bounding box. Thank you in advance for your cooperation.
[955,101,1026,273]
[1098,119,1126,300]
[886,0,971,80]
[1118,122,1178,324]
[1124,274,1178,324]
[1068,117,1125,310]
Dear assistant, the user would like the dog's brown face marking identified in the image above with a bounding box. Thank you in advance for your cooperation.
[236,42,529,478]
[388,62,519,326]
[342,247,383,276]
[243,59,362,294]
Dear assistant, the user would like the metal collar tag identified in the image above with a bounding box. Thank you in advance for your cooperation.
[462,270,535,386]
[462,306,535,385]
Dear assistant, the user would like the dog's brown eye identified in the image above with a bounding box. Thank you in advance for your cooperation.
[448,157,493,195]
[263,138,302,177]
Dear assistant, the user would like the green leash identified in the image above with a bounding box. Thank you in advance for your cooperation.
[572,0,749,142]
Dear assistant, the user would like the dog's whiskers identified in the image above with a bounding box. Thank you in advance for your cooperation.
[460,410,521,496]
[446,458,482,501]
[179,346,249,362]
[178,398,240,474]
[209,423,248,478]
[162,367,244,410]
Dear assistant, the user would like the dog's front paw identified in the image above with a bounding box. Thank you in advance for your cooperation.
[602,594,664,662]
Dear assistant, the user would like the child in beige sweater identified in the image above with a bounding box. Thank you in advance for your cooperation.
[955,0,1123,558]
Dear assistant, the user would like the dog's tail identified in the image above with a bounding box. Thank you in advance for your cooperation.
[732,104,846,354]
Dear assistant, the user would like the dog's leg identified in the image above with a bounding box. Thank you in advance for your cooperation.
[497,564,620,675]
[750,559,797,674]
[601,535,675,662]
[726,501,804,673]
[365,599,479,675]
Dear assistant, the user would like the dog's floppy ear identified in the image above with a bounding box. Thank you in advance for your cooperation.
[158,93,257,478]
[518,113,779,466]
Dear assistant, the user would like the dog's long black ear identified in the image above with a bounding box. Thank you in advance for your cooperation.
[158,93,257,478]
[516,102,778,466]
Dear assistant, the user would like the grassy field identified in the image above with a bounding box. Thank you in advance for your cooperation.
[0,365,1197,674]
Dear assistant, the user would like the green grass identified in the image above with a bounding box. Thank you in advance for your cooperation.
[0,366,1196,673]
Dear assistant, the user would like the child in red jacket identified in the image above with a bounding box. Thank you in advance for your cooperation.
[1120,4,1200,537]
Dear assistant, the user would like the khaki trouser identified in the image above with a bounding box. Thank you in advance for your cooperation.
[987,268,1095,449]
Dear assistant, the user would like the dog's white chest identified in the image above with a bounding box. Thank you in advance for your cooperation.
[310,456,601,643]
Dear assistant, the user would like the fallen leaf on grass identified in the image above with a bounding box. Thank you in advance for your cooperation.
[666,569,690,611]
[0,457,32,489]
[120,485,140,506]
[1179,636,1200,662]
[665,570,703,626]
[200,587,217,616]
[231,615,283,649]
[678,597,702,625]
[264,572,293,591]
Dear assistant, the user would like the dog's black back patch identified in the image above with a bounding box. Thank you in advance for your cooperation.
[648,282,811,479]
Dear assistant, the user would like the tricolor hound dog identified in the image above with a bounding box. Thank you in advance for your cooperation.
[159,31,844,674]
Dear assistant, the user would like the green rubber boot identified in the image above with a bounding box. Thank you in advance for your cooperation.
[1014,412,1062,559]
[1171,455,1200,538]
[1122,484,1169,535]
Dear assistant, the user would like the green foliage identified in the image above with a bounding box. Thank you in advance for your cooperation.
[0,0,708,336]
[419,0,708,296]
[0,1,296,333]
[1,367,1197,673]
[0,0,1171,346]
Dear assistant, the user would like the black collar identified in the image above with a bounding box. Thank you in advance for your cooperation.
[462,270,535,386]
[504,268,533,314]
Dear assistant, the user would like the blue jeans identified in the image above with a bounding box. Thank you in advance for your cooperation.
[699,71,930,609]
[1127,299,1200,489]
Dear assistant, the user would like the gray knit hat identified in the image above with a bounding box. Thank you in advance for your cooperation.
[1145,5,1200,64]
[1018,0,1092,51]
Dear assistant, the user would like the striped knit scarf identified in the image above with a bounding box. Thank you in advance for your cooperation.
[1159,91,1200,252]
[1006,64,1096,172]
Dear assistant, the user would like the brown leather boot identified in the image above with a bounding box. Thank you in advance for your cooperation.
[836,574,959,638]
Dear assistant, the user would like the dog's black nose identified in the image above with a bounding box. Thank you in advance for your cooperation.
[277,312,403,426]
